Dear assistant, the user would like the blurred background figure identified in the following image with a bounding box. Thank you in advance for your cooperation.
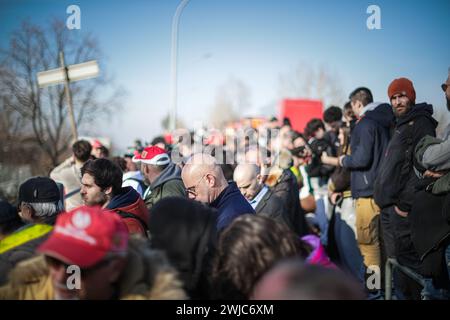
[148,197,218,299]
[252,259,364,300]
[50,140,92,210]
[211,215,310,299]
[91,139,109,159]
[112,155,146,198]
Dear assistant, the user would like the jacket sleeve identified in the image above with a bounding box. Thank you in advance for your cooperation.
[123,218,146,236]
[412,117,437,145]
[396,117,437,212]
[421,138,450,171]
[342,121,375,169]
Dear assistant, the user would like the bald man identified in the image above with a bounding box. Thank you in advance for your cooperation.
[252,260,364,300]
[234,164,295,232]
[182,153,255,231]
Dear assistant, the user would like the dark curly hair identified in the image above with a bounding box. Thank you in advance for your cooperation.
[81,158,123,196]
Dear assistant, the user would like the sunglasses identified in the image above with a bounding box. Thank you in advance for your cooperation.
[442,84,448,92]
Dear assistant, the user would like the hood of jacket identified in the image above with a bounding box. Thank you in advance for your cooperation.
[397,102,438,128]
[150,162,182,190]
[106,187,148,224]
[123,170,144,182]
[363,102,395,128]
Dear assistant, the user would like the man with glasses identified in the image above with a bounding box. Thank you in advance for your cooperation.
[0,206,186,300]
[181,153,255,231]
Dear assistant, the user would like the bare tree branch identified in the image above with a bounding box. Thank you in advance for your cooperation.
[0,19,125,167]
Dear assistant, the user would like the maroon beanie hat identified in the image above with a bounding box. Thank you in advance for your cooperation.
[388,77,416,103]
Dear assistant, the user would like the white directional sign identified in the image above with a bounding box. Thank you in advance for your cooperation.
[37,60,99,88]
[36,52,100,141]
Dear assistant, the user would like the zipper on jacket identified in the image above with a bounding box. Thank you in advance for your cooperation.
[420,232,450,261]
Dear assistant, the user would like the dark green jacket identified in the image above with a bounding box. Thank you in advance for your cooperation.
[144,163,186,211]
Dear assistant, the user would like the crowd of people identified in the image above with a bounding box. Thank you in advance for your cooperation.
[0,71,449,300]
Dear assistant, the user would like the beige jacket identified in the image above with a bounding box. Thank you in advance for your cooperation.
[0,237,187,300]
[50,157,83,210]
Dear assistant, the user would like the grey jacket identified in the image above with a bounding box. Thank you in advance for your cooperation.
[419,132,450,172]
[415,135,450,194]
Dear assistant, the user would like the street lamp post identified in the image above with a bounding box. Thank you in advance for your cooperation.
[170,0,190,132]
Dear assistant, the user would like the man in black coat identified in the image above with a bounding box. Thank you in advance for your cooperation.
[233,163,296,233]
[374,77,438,299]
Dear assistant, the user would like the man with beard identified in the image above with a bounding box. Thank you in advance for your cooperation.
[374,77,437,299]
[80,158,149,236]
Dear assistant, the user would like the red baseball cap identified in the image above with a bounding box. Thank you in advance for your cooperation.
[132,146,170,165]
[37,206,128,268]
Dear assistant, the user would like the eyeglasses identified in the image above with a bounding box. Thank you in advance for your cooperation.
[184,174,207,198]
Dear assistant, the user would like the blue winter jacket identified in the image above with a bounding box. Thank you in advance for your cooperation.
[342,103,394,198]
[210,182,255,231]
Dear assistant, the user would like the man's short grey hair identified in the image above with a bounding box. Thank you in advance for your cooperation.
[23,201,64,217]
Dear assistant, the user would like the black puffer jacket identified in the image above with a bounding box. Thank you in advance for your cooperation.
[374,103,437,212]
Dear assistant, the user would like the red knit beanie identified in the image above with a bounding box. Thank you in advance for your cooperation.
[388,77,416,103]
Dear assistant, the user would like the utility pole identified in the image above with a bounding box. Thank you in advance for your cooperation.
[59,51,78,141]
[170,0,190,132]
